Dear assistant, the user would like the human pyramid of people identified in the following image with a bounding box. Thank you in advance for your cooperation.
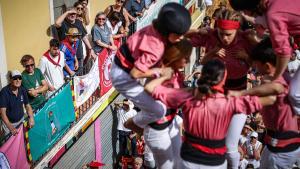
[112,0,300,169]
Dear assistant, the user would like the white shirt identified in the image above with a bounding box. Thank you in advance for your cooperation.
[239,158,248,169]
[106,20,122,35]
[295,50,300,60]
[239,133,252,146]
[288,59,300,77]
[245,140,262,168]
[39,51,65,95]
[117,107,137,132]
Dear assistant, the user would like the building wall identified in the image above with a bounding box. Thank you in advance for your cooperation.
[0,0,114,88]
[0,0,51,72]
[0,3,8,88]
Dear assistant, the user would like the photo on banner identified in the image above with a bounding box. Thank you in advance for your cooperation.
[28,83,75,161]
[74,57,100,107]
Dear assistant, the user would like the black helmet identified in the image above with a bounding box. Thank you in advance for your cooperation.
[154,3,191,36]
[229,0,261,11]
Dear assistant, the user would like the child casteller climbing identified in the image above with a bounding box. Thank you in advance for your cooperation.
[110,2,191,132]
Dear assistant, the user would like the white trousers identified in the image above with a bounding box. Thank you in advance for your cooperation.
[289,66,300,115]
[110,62,166,128]
[182,160,227,169]
[144,115,183,169]
[144,145,156,168]
[226,114,247,169]
[260,146,300,169]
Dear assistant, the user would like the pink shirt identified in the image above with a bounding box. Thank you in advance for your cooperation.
[152,86,262,140]
[126,25,167,72]
[265,0,300,57]
[162,71,184,89]
[190,30,251,79]
[261,76,299,132]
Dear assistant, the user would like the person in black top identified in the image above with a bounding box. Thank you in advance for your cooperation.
[55,8,96,68]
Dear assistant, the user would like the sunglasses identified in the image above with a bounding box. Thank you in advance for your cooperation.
[25,64,35,68]
[77,7,83,10]
[98,18,106,21]
[12,76,22,81]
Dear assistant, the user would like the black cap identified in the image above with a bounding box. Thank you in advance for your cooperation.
[229,0,261,11]
[156,3,191,35]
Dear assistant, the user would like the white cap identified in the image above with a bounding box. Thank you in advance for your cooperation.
[250,131,258,138]
[10,70,21,78]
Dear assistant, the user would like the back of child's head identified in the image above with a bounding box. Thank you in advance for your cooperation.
[251,37,277,66]
[197,59,226,94]
[162,39,192,67]
[153,2,191,36]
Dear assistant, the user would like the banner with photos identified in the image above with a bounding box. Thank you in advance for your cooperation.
[28,83,75,161]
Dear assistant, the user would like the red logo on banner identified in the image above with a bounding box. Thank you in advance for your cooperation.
[99,49,113,96]
[98,39,122,96]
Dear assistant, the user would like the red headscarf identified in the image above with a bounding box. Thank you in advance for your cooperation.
[217,19,240,30]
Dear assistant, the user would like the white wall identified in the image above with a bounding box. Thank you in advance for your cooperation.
[0,3,8,89]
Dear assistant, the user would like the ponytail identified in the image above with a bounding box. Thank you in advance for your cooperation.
[197,59,226,95]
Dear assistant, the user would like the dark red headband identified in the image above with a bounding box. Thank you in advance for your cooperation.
[217,19,240,30]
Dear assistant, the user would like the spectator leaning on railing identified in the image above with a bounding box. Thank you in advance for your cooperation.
[91,12,117,55]
[0,70,35,136]
[20,55,48,110]
[40,39,65,98]
[104,0,136,33]
[107,11,127,39]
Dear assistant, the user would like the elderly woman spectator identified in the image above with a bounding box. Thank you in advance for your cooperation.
[106,11,127,39]
[91,12,117,55]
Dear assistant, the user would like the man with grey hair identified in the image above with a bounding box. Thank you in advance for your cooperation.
[0,70,34,135]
